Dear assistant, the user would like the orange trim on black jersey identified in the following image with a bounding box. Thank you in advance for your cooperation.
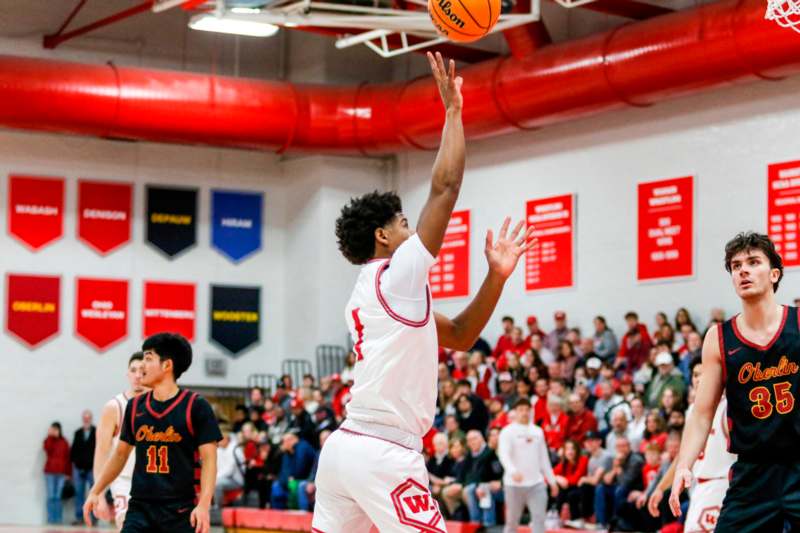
[145,389,189,419]
[731,305,789,351]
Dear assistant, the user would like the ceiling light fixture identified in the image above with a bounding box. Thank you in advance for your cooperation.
[189,13,279,37]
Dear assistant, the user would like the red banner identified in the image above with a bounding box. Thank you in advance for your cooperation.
[429,209,470,299]
[525,194,575,291]
[143,281,195,341]
[8,175,64,250]
[637,176,694,281]
[5,274,60,348]
[75,278,129,351]
[768,160,800,268]
[78,180,133,255]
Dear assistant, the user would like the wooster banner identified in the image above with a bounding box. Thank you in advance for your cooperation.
[211,190,263,263]
[210,285,260,356]
[75,278,129,352]
[78,180,133,255]
[146,185,197,258]
[6,274,60,348]
[8,175,64,251]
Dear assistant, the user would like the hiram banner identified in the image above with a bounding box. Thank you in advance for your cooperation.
[211,190,263,263]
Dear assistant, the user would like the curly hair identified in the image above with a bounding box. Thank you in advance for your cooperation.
[724,231,784,292]
[335,191,402,265]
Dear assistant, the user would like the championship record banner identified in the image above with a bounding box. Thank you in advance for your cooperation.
[146,186,197,258]
[78,180,133,255]
[211,190,263,263]
[6,274,60,348]
[75,278,129,352]
[429,209,470,299]
[768,160,800,268]
[525,194,575,291]
[637,176,694,281]
[8,175,64,251]
[143,281,196,341]
[210,285,260,356]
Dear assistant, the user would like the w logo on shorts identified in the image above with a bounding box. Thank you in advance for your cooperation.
[390,478,446,533]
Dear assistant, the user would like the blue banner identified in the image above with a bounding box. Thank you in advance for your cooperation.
[211,190,263,263]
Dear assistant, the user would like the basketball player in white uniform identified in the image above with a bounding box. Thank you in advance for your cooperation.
[647,359,736,532]
[92,352,147,530]
[312,52,535,533]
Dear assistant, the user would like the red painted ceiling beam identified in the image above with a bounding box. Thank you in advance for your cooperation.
[43,0,154,49]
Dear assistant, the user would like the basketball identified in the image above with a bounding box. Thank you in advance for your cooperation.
[428,0,500,42]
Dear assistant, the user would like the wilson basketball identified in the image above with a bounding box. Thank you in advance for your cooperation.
[428,0,500,42]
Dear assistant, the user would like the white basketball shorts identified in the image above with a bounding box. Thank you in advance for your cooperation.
[685,477,729,533]
[110,476,132,530]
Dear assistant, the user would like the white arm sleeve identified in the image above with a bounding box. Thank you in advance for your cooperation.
[378,234,437,322]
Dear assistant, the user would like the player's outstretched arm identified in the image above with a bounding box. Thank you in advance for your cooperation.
[191,442,218,533]
[91,401,119,521]
[436,218,535,350]
[668,325,724,517]
[83,441,133,525]
[647,457,677,517]
[416,52,464,258]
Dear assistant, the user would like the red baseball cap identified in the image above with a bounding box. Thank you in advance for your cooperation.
[527,315,538,325]
[291,397,305,410]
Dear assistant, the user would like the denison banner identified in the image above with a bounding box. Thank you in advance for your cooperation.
[637,176,694,281]
[211,190,263,263]
[143,281,196,341]
[429,209,470,299]
[75,278,129,352]
[525,194,575,291]
[78,180,133,255]
[210,285,261,356]
[146,185,198,258]
[8,175,64,251]
[6,274,60,348]
[768,160,800,268]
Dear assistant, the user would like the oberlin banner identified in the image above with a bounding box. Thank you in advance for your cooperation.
[6,274,60,348]
[637,176,694,281]
[768,160,800,268]
[210,285,260,356]
[211,190,263,263]
[146,185,197,258]
[75,278,129,352]
[78,180,133,255]
[525,194,575,291]
[143,281,196,341]
[429,209,470,299]
[8,175,64,251]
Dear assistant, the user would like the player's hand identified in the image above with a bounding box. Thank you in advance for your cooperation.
[95,495,112,522]
[427,52,463,112]
[485,217,536,280]
[83,492,100,526]
[669,468,693,517]
[190,503,210,533]
[647,487,664,517]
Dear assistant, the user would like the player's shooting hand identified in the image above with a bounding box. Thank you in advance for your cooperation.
[95,495,112,522]
[190,503,210,533]
[647,487,664,517]
[485,217,536,280]
[83,492,100,526]
[427,52,463,112]
[669,468,692,517]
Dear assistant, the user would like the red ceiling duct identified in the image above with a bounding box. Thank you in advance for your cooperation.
[1,0,799,154]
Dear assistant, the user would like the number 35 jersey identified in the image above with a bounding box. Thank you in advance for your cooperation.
[120,389,222,501]
[721,306,800,457]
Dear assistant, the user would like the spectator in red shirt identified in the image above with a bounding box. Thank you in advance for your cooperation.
[616,312,653,372]
[638,412,667,454]
[565,393,598,445]
[491,316,515,359]
[496,327,529,371]
[554,439,590,521]
[540,393,568,452]
[532,377,550,424]
[525,315,545,343]
[43,422,71,524]
[488,397,511,430]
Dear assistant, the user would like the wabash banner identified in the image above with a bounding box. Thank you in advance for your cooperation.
[429,209,470,299]
[78,180,133,255]
[637,176,694,281]
[143,281,196,341]
[768,160,800,268]
[8,175,64,250]
[525,194,575,291]
[146,186,197,258]
[210,285,260,356]
[6,274,60,348]
[211,190,263,263]
[75,278,129,352]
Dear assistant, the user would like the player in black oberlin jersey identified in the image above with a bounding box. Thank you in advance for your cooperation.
[669,232,800,531]
[83,333,222,533]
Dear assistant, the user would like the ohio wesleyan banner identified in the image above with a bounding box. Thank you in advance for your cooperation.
[210,285,260,356]
[75,278,129,352]
[146,185,197,258]
[5,274,60,348]
[211,190,263,263]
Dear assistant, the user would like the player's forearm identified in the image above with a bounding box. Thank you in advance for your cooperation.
[90,448,128,496]
[197,453,217,508]
[93,440,113,481]
[431,109,465,196]
[655,460,677,493]
[450,270,505,349]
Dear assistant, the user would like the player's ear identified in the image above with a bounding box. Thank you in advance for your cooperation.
[374,226,390,247]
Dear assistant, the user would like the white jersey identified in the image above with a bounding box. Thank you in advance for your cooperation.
[689,396,737,481]
[343,235,439,446]
[112,392,136,480]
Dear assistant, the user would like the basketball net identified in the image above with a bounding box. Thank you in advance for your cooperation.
[766,0,800,33]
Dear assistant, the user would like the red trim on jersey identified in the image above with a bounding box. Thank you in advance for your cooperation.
[311,529,327,533]
[696,476,725,484]
[145,389,189,419]
[130,394,141,437]
[186,392,198,437]
[352,308,365,361]
[374,260,431,328]
[717,324,726,384]
[730,305,788,351]
[339,427,416,453]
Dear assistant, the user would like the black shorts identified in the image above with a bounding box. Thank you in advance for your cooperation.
[716,461,800,532]
[121,498,195,533]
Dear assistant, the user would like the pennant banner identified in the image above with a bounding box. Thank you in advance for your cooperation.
[146,186,197,258]
[525,194,575,291]
[768,160,800,268]
[75,278,129,352]
[78,180,133,255]
[210,285,260,356]
[637,176,694,281]
[6,274,60,348]
[8,175,64,251]
[430,209,470,299]
[211,190,263,263]
[143,281,196,341]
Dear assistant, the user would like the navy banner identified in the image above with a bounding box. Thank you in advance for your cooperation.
[211,190,263,263]
[210,285,260,356]
[146,185,197,258]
